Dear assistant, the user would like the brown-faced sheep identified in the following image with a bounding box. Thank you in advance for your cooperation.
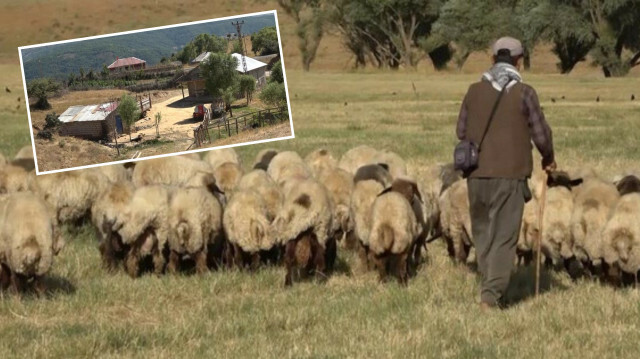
[368,179,422,285]
[353,163,393,188]
[203,147,241,170]
[213,162,244,194]
[438,179,473,263]
[616,175,640,196]
[318,167,354,248]
[570,178,620,274]
[271,178,334,286]
[305,148,338,177]
[223,189,279,269]
[12,146,35,171]
[115,185,171,278]
[30,169,108,225]
[0,192,63,295]
[167,187,223,274]
[602,193,640,283]
[267,151,313,188]
[253,148,279,171]
[236,169,283,221]
[91,181,136,272]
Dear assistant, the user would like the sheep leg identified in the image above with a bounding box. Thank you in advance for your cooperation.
[312,240,327,283]
[125,248,140,278]
[0,264,11,290]
[9,271,25,295]
[373,255,387,283]
[33,276,46,297]
[195,249,208,275]
[99,233,117,272]
[250,252,260,271]
[233,243,245,269]
[152,245,166,276]
[325,237,337,274]
[284,240,297,287]
[167,250,180,274]
[395,252,409,286]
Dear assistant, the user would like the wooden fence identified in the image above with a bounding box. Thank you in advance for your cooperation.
[191,106,288,148]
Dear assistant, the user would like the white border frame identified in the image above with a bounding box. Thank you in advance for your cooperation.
[18,10,295,175]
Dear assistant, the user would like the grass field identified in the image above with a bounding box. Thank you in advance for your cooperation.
[2,1,640,358]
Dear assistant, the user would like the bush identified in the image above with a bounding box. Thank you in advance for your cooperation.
[270,60,283,83]
[37,129,53,140]
[259,82,287,108]
[44,112,61,130]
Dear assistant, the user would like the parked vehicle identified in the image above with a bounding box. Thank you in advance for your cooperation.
[193,104,209,120]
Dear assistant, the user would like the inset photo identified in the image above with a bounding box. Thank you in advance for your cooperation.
[19,10,292,174]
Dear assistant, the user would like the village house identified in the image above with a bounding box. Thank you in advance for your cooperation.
[107,57,146,72]
[179,52,268,98]
[58,102,122,140]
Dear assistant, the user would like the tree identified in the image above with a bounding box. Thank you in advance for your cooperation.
[231,39,244,54]
[154,112,162,138]
[201,53,239,115]
[238,75,256,106]
[251,26,280,55]
[259,82,287,107]
[278,0,327,71]
[26,78,61,110]
[118,94,140,141]
[177,34,227,63]
[177,43,197,63]
[270,60,284,83]
[328,0,443,69]
[101,64,110,78]
[221,86,237,117]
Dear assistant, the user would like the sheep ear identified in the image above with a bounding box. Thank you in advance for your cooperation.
[377,163,390,172]
[569,178,583,187]
[378,187,393,197]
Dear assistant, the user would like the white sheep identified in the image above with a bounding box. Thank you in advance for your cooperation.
[602,193,640,280]
[267,151,313,188]
[91,181,136,271]
[223,189,279,269]
[94,164,130,184]
[571,178,620,271]
[272,178,335,285]
[237,169,283,221]
[377,149,407,179]
[203,147,241,170]
[438,179,473,263]
[30,169,108,225]
[540,185,575,265]
[116,185,171,278]
[351,176,386,272]
[338,145,379,175]
[167,186,223,274]
[213,161,244,195]
[0,164,32,194]
[318,167,354,247]
[305,148,338,177]
[0,192,63,294]
[368,189,421,284]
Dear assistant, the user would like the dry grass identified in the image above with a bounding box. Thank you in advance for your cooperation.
[1,1,640,358]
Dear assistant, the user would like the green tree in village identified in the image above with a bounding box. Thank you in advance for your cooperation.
[154,112,162,138]
[238,75,256,106]
[178,33,227,63]
[278,0,327,71]
[251,26,280,55]
[221,86,237,117]
[118,93,140,142]
[259,82,287,108]
[270,60,284,83]
[201,53,239,116]
[101,64,110,78]
[231,39,244,54]
[26,78,61,110]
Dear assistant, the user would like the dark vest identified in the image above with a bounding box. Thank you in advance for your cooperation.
[465,80,532,179]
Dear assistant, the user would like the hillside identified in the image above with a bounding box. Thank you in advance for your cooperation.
[20,13,276,81]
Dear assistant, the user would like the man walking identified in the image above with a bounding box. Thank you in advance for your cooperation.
[456,37,556,309]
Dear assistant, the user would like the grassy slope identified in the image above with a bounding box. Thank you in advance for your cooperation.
[1,1,640,358]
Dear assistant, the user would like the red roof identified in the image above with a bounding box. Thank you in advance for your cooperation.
[107,57,146,69]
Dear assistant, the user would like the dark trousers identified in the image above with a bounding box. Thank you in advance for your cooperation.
[467,178,525,306]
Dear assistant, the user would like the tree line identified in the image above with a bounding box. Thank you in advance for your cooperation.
[279,0,640,77]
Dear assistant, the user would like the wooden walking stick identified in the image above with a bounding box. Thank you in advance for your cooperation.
[535,171,548,297]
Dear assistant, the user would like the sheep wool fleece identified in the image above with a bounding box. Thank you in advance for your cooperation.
[468,178,525,306]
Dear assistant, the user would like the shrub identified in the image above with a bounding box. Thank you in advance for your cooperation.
[259,82,287,108]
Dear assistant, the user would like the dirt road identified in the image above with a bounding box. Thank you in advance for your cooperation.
[135,92,206,141]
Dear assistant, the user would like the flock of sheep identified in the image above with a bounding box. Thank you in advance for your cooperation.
[1,143,640,296]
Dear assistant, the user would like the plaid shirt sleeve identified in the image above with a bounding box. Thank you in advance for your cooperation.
[522,85,555,166]
[456,93,469,140]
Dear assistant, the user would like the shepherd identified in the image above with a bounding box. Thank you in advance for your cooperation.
[456,37,556,310]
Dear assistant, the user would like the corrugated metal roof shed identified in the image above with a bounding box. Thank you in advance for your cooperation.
[59,102,117,123]
[231,53,268,73]
[192,52,211,64]
[107,57,146,69]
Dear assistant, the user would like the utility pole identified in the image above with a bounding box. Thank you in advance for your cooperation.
[231,20,248,74]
